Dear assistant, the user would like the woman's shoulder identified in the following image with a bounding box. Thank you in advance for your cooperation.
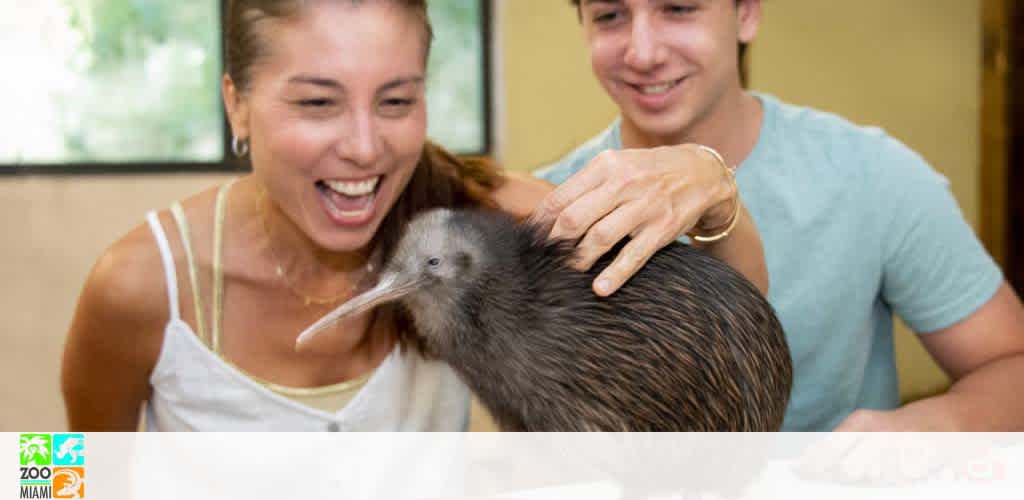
[82,214,178,332]
[78,180,233,333]
[491,170,554,220]
[64,216,176,393]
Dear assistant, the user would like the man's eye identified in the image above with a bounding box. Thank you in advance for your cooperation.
[593,11,621,24]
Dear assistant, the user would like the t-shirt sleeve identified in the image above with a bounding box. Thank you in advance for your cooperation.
[873,136,1003,333]
[532,122,621,185]
[533,155,584,185]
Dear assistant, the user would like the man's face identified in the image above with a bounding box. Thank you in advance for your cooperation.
[580,0,759,142]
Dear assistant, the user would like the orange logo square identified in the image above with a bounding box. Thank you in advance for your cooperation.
[52,467,85,499]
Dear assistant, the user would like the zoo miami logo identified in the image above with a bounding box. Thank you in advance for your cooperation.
[18,434,85,499]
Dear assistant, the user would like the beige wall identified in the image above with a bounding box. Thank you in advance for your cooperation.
[496,0,619,171]
[0,174,232,430]
[1,0,981,430]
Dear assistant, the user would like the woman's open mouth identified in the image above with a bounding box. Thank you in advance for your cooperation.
[315,175,384,227]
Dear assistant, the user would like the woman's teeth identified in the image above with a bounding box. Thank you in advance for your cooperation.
[317,175,382,223]
[324,176,379,197]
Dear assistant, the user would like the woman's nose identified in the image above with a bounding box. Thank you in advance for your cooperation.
[336,112,382,167]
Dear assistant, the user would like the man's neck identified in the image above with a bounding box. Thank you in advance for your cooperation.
[620,89,763,168]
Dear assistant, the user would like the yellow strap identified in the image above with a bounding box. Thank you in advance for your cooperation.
[211,179,237,354]
[169,203,208,346]
[210,178,374,398]
[234,363,374,397]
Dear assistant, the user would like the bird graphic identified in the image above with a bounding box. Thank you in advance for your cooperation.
[56,437,84,463]
[19,436,50,466]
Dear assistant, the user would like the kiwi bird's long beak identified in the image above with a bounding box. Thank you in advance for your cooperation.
[295,272,421,350]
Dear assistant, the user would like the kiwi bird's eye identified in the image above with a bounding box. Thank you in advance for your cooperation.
[427,257,441,267]
[455,252,472,269]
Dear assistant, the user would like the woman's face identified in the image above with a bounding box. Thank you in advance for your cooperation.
[228,1,428,252]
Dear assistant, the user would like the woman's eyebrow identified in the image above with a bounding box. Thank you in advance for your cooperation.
[379,76,425,92]
[284,75,423,92]
[287,75,342,89]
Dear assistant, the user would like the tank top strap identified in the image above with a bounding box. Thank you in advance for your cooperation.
[169,202,209,346]
[145,211,181,321]
[211,179,238,354]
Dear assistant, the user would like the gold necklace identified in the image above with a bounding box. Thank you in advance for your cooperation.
[258,191,373,307]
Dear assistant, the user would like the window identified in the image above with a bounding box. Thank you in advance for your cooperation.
[1,1,491,174]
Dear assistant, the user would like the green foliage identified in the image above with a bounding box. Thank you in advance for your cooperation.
[426,0,486,153]
[12,0,486,165]
[57,0,222,162]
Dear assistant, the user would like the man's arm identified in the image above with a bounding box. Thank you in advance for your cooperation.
[836,281,1024,431]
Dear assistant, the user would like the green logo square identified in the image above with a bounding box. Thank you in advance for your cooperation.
[19,434,52,466]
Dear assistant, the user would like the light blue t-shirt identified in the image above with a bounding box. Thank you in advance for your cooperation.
[534,93,1004,431]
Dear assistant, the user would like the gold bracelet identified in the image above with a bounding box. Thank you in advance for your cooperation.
[690,145,741,244]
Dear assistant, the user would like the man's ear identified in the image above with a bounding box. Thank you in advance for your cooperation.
[736,0,762,44]
[222,74,250,141]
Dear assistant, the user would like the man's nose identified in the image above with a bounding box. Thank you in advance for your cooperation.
[623,14,666,72]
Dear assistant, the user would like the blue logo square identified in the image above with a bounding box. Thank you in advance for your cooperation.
[52,433,85,466]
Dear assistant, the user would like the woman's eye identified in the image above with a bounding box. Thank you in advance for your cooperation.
[379,98,416,118]
[298,98,332,107]
[665,4,697,15]
[381,98,415,107]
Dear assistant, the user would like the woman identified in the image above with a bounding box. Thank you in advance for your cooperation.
[61,0,766,431]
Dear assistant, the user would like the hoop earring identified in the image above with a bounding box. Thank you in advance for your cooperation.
[232,136,249,157]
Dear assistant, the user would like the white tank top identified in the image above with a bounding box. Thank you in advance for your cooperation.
[142,208,470,431]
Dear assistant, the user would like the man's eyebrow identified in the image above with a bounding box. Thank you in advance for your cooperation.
[583,0,622,6]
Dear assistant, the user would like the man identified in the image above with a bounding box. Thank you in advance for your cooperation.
[535,0,1024,431]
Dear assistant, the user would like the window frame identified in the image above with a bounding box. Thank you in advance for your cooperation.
[0,0,493,177]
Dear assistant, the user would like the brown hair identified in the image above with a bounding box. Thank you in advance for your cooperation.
[226,0,434,92]
[568,0,750,87]
[225,0,505,354]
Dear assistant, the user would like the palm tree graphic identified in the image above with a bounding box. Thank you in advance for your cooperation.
[20,436,50,465]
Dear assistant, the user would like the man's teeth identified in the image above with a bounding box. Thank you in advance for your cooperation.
[639,80,680,95]
[324,176,379,196]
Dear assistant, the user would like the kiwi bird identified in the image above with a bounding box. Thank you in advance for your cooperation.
[296,208,792,432]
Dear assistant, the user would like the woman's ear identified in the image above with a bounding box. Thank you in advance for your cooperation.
[222,74,250,140]
[736,0,762,44]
